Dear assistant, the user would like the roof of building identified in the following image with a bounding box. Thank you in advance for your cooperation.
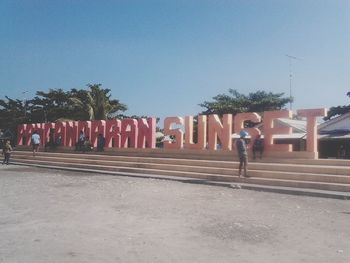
[318,111,350,133]
[276,118,307,133]
[254,118,307,133]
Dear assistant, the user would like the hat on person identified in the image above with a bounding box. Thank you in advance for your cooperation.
[239,130,249,138]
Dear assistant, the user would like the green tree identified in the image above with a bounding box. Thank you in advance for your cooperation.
[0,84,128,128]
[0,96,26,131]
[70,84,127,120]
[28,89,73,123]
[324,91,350,120]
[199,89,292,116]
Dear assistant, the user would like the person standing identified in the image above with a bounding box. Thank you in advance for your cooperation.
[253,134,264,160]
[31,130,41,156]
[2,140,12,165]
[236,130,249,178]
[337,145,346,159]
[97,133,105,152]
[76,130,86,151]
[56,135,62,146]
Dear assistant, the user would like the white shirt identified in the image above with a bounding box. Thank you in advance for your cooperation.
[31,133,41,145]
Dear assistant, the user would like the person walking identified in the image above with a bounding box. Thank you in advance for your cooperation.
[236,130,249,178]
[2,140,12,165]
[31,130,41,156]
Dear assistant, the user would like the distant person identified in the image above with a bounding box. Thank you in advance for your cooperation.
[83,136,93,152]
[337,145,346,159]
[45,129,56,151]
[253,134,264,160]
[2,140,12,165]
[31,130,41,156]
[236,130,249,178]
[76,130,86,151]
[97,133,105,152]
[56,135,62,146]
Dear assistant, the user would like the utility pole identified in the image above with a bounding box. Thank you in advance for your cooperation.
[285,54,301,110]
[22,91,28,120]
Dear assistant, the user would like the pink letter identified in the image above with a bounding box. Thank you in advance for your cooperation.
[91,120,106,147]
[163,117,184,149]
[234,112,262,150]
[121,119,138,148]
[17,124,26,145]
[297,108,327,154]
[208,114,232,150]
[24,124,35,146]
[184,115,207,150]
[55,122,67,146]
[44,122,56,145]
[65,121,78,147]
[138,118,156,148]
[263,110,293,152]
[25,123,44,146]
[77,121,91,140]
[105,119,121,148]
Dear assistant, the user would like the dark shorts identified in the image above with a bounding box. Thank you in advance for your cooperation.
[239,155,248,162]
[32,144,39,150]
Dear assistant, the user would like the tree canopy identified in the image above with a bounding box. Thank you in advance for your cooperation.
[199,89,292,116]
[324,91,350,120]
[0,96,26,133]
[69,84,127,120]
[0,84,128,131]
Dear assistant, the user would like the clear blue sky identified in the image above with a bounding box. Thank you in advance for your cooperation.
[1,0,349,120]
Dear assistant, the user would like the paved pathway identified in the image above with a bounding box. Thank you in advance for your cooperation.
[0,165,349,263]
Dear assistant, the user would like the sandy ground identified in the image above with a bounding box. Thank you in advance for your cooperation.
[0,165,349,263]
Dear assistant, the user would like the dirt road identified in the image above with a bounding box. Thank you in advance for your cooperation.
[0,165,349,263]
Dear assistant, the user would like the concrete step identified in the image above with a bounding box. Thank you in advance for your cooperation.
[11,151,350,193]
[265,158,350,167]
[15,146,350,165]
[13,151,350,176]
[12,154,350,184]
[248,169,350,184]
[12,154,234,175]
[12,159,236,182]
[241,177,350,192]
[12,158,350,192]
[10,161,350,200]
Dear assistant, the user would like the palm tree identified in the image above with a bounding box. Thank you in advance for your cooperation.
[70,84,127,120]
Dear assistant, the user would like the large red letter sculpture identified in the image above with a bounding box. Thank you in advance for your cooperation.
[184,115,207,150]
[263,110,293,152]
[208,114,232,150]
[121,119,138,148]
[138,118,156,148]
[105,119,121,148]
[163,117,184,149]
[297,108,327,155]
